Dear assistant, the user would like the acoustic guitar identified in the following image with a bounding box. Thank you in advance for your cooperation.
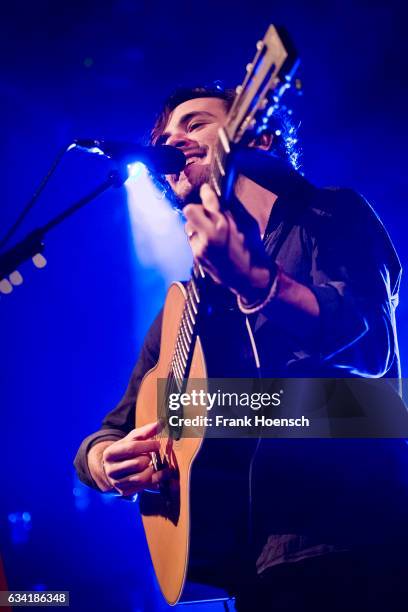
[135,24,299,605]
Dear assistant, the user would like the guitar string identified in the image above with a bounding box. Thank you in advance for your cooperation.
[155,271,201,450]
[156,297,193,449]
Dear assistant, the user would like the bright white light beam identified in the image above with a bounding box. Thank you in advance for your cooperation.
[125,163,192,286]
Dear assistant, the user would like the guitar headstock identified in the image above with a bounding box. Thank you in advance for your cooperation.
[224,25,299,145]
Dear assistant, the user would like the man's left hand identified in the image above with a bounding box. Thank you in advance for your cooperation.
[183,183,270,302]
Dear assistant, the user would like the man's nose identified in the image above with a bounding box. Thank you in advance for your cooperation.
[166,132,195,149]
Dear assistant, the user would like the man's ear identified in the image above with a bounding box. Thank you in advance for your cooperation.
[248,132,274,151]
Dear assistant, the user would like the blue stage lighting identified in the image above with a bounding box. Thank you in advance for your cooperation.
[72,476,90,511]
[127,161,144,181]
[8,511,32,545]
[125,164,192,287]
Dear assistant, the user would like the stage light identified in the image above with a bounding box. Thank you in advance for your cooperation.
[124,164,192,336]
[7,511,32,545]
[127,162,144,181]
[125,164,192,285]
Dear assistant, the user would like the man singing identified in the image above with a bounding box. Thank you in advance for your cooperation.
[75,86,407,611]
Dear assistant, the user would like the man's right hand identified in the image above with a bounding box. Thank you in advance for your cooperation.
[87,421,165,496]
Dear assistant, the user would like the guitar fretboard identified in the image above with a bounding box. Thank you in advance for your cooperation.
[169,265,204,390]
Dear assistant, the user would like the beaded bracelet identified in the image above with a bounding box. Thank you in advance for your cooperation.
[237,262,281,315]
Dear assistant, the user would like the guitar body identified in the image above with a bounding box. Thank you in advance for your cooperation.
[136,282,262,604]
[136,282,207,605]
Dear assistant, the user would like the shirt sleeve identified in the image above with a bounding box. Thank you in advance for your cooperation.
[306,188,401,376]
[73,308,163,488]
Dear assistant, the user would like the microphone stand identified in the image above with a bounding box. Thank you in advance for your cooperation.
[0,169,126,282]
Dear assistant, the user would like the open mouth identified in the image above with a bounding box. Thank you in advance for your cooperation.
[185,156,203,167]
[170,151,207,183]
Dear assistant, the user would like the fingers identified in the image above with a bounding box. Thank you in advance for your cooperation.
[184,184,229,255]
[105,455,152,481]
[200,183,220,214]
[184,221,197,241]
[113,466,171,496]
[111,463,154,496]
[184,183,222,231]
[184,202,214,236]
[101,421,171,495]
[104,438,160,462]
[103,421,161,464]
[129,420,163,441]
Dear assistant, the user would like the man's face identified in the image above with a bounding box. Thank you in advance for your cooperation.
[158,97,228,204]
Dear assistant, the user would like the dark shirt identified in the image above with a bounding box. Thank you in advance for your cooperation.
[74,186,407,573]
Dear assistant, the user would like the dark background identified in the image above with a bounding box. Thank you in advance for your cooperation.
[1,1,407,610]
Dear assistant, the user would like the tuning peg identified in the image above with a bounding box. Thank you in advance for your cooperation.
[9,270,23,286]
[0,278,13,294]
[32,253,47,269]
[260,98,268,110]
[256,41,264,51]
[246,63,253,73]
[235,85,243,95]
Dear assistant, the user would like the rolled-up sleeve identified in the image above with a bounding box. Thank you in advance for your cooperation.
[74,308,163,488]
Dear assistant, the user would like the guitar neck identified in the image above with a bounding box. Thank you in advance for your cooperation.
[170,265,205,385]
[208,130,233,208]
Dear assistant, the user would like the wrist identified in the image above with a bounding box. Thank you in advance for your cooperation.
[87,442,115,492]
[237,262,281,314]
[238,266,272,304]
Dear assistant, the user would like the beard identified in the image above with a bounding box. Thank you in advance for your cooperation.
[170,162,212,208]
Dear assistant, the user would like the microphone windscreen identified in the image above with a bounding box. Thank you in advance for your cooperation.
[145,145,186,174]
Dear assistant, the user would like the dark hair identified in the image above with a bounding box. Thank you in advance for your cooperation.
[150,85,236,146]
[149,83,300,197]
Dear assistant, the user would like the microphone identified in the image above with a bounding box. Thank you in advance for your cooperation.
[72,139,186,174]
